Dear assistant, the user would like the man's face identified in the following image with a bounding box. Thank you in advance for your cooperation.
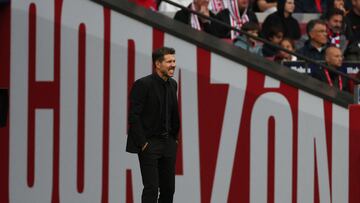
[237,0,249,9]
[352,0,360,12]
[334,0,345,9]
[310,24,328,45]
[156,54,176,79]
[194,0,209,8]
[325,47,343,68]
[328,14,343,33]
[279,39,295,58]
[270,32,284,44]
[281,39,294,51]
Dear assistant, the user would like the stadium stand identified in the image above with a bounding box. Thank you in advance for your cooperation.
[155,0,359,93]
[294,0,329,13]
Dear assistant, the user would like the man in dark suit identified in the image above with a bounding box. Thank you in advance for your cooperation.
[126,47,180,203]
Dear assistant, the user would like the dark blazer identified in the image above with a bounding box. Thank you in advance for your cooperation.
[297,40,328,61]
[126,73,180,153]
[0,89,9,127]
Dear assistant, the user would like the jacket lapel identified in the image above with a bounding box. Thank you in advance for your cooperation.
[151,74,163,108]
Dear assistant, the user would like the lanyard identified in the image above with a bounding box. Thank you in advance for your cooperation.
[324,69,343,90]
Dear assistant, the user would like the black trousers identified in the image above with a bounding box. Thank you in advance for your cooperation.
[138,136,177,203]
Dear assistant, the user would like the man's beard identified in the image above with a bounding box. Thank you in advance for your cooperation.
[332,27,342,33]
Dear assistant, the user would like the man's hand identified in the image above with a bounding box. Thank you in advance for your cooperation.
[141,142,149,151]
[197,0,210,23]
[199,4,210,17]
[199,4,210,23]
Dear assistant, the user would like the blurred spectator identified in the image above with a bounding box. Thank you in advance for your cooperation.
[174,0,221,36]
[344,40,360,60]
[210,0,225,13]
[297,19,329,61]
[322,8,348,52]
[345,0,360,43]
[252,0,278,14]
[215,0,259,39]
[312,46,349,91]
[234,21,262,55]
[130,0,159,10]
[261,25,284,57]
[0,89,8,128]
[261,0,301,41]
[328,0,347,13]
[345,0,353,10]
[158,0,192,12]
[294,0,329,13]
[275,38,298,61]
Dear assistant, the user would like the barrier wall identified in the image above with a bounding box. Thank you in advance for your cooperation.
[0,0,360,203]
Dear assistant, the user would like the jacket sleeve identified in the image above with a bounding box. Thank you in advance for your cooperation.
[213,9,232,39]
[201,12,222,37]
[293,19,301,40]
[174,9,190,25]
[128,80,148,148]
[170,81,180,141]
[260,14,274,39]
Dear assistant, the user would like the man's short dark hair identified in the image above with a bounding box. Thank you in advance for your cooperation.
[152,47,175,65]
[322,8,344,21]
[267,25,284,39]
[306,19,327,37]
[242,21,260,32]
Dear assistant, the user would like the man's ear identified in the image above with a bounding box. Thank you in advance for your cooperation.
[155,60,160,69]
[308,31,314,40]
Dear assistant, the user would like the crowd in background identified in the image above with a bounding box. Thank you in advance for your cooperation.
[130,0,360,93]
